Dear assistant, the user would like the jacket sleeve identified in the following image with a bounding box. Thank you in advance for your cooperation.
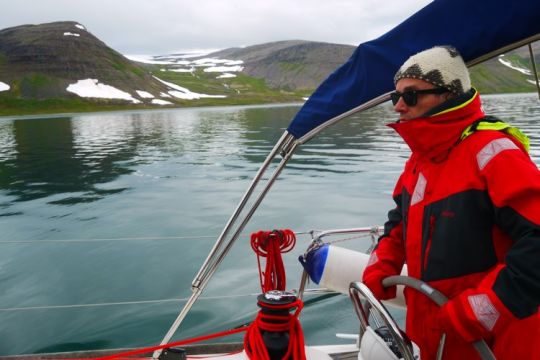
[439,138,540,342]
[362,174,407,299]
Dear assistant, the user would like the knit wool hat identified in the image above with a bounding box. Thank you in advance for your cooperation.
[394,46,471,95]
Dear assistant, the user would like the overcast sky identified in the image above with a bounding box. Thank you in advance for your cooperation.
[2,0,433,55]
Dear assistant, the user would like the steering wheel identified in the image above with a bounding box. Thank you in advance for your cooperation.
[349,281,416,360]
[349,276,496,360]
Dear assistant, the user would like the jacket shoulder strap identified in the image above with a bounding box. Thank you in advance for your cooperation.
[461,116,530,153]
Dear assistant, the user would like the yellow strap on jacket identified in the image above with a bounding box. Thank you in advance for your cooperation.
[461,118,530,153]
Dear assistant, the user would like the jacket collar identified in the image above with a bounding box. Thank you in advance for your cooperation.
[388,89,485,162]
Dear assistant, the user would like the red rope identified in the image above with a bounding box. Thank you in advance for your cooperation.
[89,326,247,360]
[243,299,306,360]
[250,229,296,293]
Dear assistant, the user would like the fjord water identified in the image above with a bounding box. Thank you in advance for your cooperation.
[0,94,539,355]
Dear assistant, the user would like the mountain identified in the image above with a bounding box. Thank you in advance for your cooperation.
[0,21,174,102]
[142,41,540,98]
[0,21,538,116]
[0,22,357,115]
[206,40,356,90]
[203,41,540,93]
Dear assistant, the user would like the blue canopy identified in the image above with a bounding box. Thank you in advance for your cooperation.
[287,0,540,140]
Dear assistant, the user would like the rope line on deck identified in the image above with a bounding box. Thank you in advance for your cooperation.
[0,231,315,245]
[97,326,248,360]
[0,235,216,244]
[0,232,369,245]
[0,289,334,312]
[0,294,257,312]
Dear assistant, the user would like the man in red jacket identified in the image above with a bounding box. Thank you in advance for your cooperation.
[362,46,540,359]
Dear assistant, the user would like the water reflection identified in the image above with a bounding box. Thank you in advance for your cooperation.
[0,118,130,205]
[0,106,300,207]
[1,95,539,208]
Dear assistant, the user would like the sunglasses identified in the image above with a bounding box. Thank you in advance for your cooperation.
[390,88,449,106]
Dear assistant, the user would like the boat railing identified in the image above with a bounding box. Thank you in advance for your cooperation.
[297,226,382,299]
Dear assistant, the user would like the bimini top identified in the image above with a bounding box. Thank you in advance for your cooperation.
[287,0,540,140]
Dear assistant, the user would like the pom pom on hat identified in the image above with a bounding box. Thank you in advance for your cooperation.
[394,46,471,95]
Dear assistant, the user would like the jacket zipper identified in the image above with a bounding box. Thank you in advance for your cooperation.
[423,214,436,273]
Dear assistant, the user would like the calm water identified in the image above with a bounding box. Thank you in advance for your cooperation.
[0,93,539,355]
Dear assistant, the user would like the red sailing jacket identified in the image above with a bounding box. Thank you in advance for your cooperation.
[362,90,540,359]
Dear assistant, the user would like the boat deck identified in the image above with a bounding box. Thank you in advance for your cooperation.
[331,352,358,359]
[0,343,360,359]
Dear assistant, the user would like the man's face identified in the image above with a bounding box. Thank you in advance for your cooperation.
[394,78,449,121]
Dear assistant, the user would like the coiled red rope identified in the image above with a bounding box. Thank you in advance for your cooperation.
[250,229,296,293]
[244,299,306,360]
[244,229,306,360]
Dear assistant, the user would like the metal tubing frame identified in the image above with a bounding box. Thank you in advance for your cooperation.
[298,93,391,144]
[153,131,299,358]
[529,43,540,99]
[297,226,381,300]
[309,226,382,243]
[466,34,540,67]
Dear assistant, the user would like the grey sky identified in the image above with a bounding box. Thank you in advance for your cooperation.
[2,0,433,55]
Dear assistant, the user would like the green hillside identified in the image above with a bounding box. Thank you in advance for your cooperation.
[143,64,310,107]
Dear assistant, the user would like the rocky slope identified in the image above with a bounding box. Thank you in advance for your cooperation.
[206,40,356,90]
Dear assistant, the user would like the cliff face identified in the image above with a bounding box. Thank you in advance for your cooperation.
[0,21,169,99]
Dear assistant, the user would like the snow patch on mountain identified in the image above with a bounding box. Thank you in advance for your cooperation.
[136,90,155,99]
[204,65,244,73]
[128,52,244,79]
[124,55,176,65]
[153,76,226,99]
[151,99,173,105]
[498,55,532,75]
[67,79,141,103]
[0,82,10,92]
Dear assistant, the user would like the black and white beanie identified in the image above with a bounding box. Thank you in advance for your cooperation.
[394,46,471,95]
